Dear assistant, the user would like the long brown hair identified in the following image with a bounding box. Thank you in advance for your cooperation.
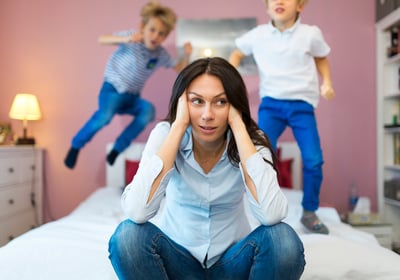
[165,57,277,169]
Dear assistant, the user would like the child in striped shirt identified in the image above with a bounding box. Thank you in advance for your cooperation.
[65,1,192,169]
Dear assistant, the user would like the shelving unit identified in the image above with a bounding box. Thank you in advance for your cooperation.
[377,7,400,248]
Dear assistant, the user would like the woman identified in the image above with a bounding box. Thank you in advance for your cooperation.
[108,57,305,279]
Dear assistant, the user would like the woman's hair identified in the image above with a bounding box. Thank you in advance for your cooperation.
[140,1,177,34]
[165,57,277,169]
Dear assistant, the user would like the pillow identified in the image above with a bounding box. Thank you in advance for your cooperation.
[276,147,293,189]
[125,160,139,185]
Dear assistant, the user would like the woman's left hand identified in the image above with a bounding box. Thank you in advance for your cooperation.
[228,104,242,127]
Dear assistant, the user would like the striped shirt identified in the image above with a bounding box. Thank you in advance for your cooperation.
[104,30,175,94]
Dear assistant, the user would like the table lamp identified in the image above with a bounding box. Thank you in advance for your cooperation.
[9,93,42,145]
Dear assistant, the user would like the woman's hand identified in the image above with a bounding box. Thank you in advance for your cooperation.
[175,92,190,128]
[228,104,243,128]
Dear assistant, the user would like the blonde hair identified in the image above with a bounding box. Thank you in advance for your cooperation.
[264,0,308,6]
[140,1,177,34]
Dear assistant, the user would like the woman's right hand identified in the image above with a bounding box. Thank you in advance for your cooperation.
[175,92,190,128]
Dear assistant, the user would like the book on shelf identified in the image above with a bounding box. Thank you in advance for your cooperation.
[394,133,400,165]
[385,124,400,128]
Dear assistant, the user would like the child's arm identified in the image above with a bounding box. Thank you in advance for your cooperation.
[173,42,192,72]
[98,32,143,45]
[315,57,335,100]
[229,49,245,68]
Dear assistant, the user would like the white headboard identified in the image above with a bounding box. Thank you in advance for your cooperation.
[106,142,146,188]
[106,141,302,190]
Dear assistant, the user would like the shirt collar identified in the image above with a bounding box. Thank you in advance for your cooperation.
[268,17,301,34]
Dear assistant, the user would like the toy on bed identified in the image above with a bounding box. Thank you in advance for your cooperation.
[0,142,399,280]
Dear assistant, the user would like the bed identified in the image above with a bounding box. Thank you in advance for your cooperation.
[0,142,400,280]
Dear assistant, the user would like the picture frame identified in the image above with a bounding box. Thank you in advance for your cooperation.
[0,122,13,145]
[176,17,258,75]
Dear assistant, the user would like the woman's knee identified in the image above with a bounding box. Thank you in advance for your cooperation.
[259,223,304,261]
[109,220,138,251]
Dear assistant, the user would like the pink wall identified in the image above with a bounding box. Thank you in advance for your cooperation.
[0,0,376,220]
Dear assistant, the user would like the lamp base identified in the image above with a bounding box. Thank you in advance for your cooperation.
[16,137,35,145]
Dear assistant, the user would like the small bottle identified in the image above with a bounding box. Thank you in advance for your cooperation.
[349,183,359,212]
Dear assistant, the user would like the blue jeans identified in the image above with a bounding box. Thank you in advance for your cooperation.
[108,220,305,280]
[258,97,324,211]
[71,82,155,153]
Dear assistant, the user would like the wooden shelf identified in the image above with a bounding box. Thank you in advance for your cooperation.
[385,198,400,207]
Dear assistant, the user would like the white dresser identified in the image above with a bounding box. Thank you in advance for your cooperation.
[0,146,43,246]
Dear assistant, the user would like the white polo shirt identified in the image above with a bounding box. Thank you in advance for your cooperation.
[235,19,330,107]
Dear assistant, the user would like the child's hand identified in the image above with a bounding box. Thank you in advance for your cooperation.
[183,42,193,56]
[320,83,335,100]
[128,32,143,43]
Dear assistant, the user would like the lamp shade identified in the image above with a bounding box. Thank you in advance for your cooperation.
[9,93,42,120]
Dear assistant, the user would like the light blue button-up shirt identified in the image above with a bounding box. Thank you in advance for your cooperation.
[121,122,288,267]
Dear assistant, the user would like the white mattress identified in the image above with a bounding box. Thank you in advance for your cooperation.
[0,186,399,280]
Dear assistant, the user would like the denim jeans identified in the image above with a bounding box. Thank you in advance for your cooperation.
[71,81,155,153]
[108,220,305,280]
[258,97,324,211]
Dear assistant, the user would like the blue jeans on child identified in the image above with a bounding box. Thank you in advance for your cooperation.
[258,97,324,212]
[108,220,305,280]
[71,82,155,153]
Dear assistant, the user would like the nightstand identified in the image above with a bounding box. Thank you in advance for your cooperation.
[0,146,44,246]
[351,223,393,249]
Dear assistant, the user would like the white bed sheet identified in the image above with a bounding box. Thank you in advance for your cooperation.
[0,187,122,280]
[1,187,400,280]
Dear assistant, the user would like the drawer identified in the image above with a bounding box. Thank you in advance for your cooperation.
[0,210,36,246]
[0,157,20,187]
[0,185,34,218]
[0,153,40,187]
[18,154,40,183]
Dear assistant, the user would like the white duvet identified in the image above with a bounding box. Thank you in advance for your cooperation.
[0,187,399,280]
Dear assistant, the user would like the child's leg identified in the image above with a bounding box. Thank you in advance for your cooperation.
[71,82,122,149]
[288,101,327,234]
[65,82,122,168]
[289,102,323,212]
[258,97,288,151]
[107,97,155,165]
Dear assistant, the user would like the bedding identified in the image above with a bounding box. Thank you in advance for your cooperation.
[0,143,400,280]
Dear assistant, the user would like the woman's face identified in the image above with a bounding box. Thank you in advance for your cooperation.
[186,74,230,148]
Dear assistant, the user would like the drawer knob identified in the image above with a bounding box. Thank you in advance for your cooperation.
[30,165,36,171]
[8,167,14,173]
[8,199,14,205]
